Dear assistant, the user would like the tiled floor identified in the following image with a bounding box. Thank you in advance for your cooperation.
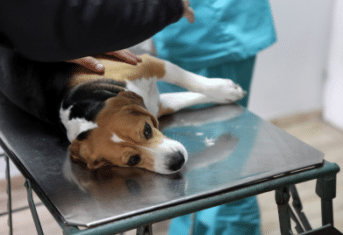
[1,112,342,235]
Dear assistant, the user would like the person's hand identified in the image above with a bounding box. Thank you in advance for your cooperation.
[182,0,195,23]
[66,49,142,73]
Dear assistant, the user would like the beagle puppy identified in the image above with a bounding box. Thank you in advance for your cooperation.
[60,54,245,174]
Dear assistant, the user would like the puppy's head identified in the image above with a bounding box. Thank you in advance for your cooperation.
[69,91,188,174]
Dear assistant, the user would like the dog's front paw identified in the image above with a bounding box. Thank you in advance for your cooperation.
[202,78,246,103]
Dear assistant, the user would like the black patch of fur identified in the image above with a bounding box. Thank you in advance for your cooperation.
[76,130,91,141]
[69,101,105,121]
[62,79,126,121]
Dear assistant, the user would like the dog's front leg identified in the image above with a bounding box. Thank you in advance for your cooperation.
[158,92,218,117]
[160,61,246,103]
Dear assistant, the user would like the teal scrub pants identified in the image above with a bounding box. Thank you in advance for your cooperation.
[157,56,261,235]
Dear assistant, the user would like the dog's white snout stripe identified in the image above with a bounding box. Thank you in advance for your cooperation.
[111,133,125,143]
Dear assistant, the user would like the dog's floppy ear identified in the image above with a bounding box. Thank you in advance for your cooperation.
[122,92,158,128]
[103,91,159,128]
[69,139,106,170]
[106,91,146,109]
[126,104,159,128]
[116,91,158,128]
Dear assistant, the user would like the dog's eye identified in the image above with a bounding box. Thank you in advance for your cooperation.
[143,122,152,139]
[127,154,141,166]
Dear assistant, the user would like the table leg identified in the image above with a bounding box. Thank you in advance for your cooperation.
[189,213,196,235]
[289,185,312,231]
[288,205,304,233]
[25,179,44,235]
[275,186,292,235]
[5,155,13,235]
[316,174,337,226]
[136,224,153,235]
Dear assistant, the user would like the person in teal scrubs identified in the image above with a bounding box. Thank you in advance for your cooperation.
[153,0,277,234]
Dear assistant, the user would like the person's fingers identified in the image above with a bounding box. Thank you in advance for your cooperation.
[107,49,142,65]
[67,56,104,73]
[184,7,195,23]
[65,49,141,73]
[182,0,195,23]
[121,49,142,62]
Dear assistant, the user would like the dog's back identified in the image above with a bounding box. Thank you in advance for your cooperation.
[68,54,166,89]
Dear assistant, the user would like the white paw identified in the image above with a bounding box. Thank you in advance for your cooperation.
[201,78,246,103]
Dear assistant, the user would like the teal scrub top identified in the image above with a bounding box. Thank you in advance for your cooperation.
[153,0,277,71]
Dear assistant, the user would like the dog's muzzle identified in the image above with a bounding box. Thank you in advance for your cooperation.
[151,138,188,174]
[167,151,186,172]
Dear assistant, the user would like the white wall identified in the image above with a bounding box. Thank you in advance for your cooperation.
[323,0,343,130]
[249,0,333,119]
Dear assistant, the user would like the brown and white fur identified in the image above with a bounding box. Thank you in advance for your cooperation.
[60,54,245,174]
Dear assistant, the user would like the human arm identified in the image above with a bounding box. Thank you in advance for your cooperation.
[64,0,194,73]
[0,0,185,62]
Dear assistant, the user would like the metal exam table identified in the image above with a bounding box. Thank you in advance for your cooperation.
[0,92,341,235]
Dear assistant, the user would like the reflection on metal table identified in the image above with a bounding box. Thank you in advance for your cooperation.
[0,93,340,235]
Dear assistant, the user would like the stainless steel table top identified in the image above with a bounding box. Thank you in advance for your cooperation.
[0,94,324,228]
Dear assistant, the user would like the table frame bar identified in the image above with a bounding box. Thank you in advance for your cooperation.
[3,160,341,235]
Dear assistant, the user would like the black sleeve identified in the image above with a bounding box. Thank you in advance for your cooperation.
[0,0,183,62]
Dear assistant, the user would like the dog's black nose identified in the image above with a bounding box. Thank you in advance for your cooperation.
[168,151,185,171]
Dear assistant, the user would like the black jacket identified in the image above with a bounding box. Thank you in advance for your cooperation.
[0,0,183,122]
[0,0,183,61]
